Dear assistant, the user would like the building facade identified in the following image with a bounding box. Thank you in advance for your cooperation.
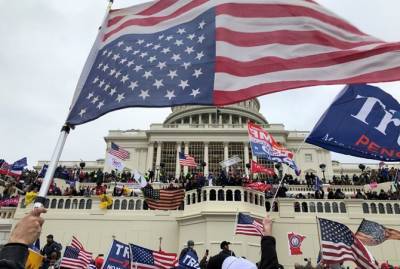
[103,99,334,179]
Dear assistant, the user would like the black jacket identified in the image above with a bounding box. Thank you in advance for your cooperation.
[258,236,281,269]
[0,243,29,269]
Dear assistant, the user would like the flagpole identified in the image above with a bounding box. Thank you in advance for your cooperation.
[34,0,114,208]
[34,125,71,208]
[269,170,283,213]
[233,207,239,237]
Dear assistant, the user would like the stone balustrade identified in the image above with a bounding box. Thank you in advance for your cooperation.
[0,208,16,219]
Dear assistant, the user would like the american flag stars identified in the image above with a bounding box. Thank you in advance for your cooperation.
[68,10,215,124]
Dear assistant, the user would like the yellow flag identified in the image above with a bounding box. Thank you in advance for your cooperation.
[99,194,113,209]
[25,249,43,269]
[25,192,38,206]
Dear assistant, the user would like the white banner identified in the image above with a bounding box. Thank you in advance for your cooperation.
[106,153,125,172]
[219,156,241,168]
[133,170,148,188]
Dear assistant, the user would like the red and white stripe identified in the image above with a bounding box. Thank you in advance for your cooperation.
[179,154,197,167]
[153,251,179,269]
[236,220,264,236]
[145,189,185,210]
[97,0,400,106]
[321,239,378,269]
[71,236,85,250]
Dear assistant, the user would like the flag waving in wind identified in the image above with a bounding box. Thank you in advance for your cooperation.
[248,122,300,175]
[66,0,400,125]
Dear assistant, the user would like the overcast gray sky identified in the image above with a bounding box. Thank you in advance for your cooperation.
[1,0,400,168]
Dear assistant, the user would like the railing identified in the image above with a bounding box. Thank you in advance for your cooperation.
[19,196,149,211]
[0,207,16,219]
[184,186,278,212]
[286,184,364,193]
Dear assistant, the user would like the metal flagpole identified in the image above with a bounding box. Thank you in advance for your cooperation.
[34,0,114,208]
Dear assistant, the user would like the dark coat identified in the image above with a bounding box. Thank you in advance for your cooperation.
[0,243,29,269]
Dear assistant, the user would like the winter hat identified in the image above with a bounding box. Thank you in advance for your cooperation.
[222,256,257,269]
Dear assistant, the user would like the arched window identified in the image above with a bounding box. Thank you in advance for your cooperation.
[86,199,92,209]
[197,190,201,203]
[121,200,127,210]
[260,196,264,207]
[378,203,385,214]
[317,202,323,213]
[79,199,85,209]
[371,203,377,214]
[302,202,308,213]
[310,202,316,213]
[294,202,301,212]
[340,202,346,213]
[128,200,135,210]
[218,190,224,201]
[203,190,207,201]
[50,199,57,209]
[135,200,142,210]
[249,193,253,204]
[244,191,248,202]
[394,204,400,214]
[324,202,331,213]
[226,190,233,201]
[65,199,71,209]
[192,193,196,204]
[143,201,148,210]
[265,201,271,212]
[386,204,393,214]
[44,199,50,209]
[179,201,184,210]
[187,194,191,205]
[362,203,369,214]
[332,202,339,213]
[254,195,259,205]
[273,202,278,212]
[114,200,120,210]
[210,190,216,201]
[57,199,64,209]
[72,199,78,209]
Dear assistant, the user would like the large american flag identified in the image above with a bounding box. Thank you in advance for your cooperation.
[60,237,93,269]
[66,0,400,125]
[143,186,185,210]
[130,244,178,269]
[318,218,379,269]
[178,152,197,167]
[235,213,264,237]
[108,142,130,160]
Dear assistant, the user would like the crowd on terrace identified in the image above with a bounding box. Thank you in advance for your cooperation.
[0,165,400,205]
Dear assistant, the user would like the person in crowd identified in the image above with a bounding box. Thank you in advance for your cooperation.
[327,188,335,199]
[0,207,46,269]
[334,189,345,199]
[199,249,209,269]
[95,254,105,269]
[179,240,198,261]
[41,235,62,269]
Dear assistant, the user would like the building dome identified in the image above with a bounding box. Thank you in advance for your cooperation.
[163,99,267,125]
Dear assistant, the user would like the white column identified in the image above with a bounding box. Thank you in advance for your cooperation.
[204,142,209,176]
[239,116,242,125]
[175,142,181,179]
[244,143,249,176]
[189,116,193,125]
[209,114,212,124]
[199,114,202,124]
[183,142,189,175]
[156,142,162,168]
[229,115,232,124]
[224,142,229,172]
[147,142,154,171]
[219,114,223,125]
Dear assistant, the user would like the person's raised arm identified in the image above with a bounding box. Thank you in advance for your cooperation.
[259,215,280,269]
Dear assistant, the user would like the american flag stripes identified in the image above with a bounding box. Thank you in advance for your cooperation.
[235,213,264,236]
[67,0,400,126]
[143,187,185,210]
[60,237,93,269]
[130,244,178,269]
[179,152,197,167]
[318,218,378,269]
[108,142,130,160]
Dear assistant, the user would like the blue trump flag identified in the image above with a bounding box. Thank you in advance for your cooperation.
[306,84,400,161]
[11,157,27,170]
[102,240,130,269]
[178,249,200,269]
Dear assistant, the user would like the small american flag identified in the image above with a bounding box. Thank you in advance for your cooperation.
[318,218,378,269]
[179,152,197,167]
[143,186,185,210]
[130,244,178,269]
[0,161,10,175]
[60,237,93,269]
[108,142,130,160]
[235,213,263,237]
